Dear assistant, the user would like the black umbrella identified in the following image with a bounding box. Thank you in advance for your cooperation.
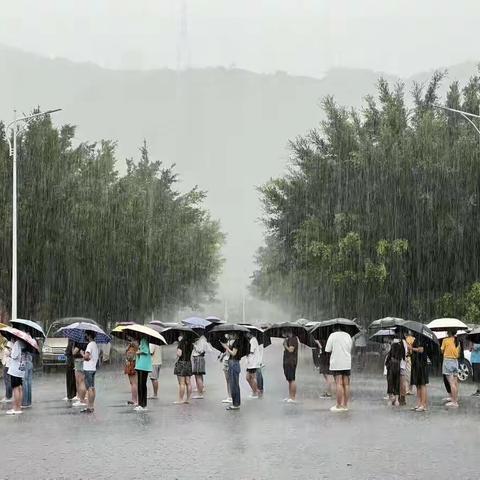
[369,329,396,344]
[309,318,361,341]
[206,324,251,359]
[154,325,199,345]
[395,320,439,356]
[239,324,272,348]
[264,322,311,346]
[467,328,480,343]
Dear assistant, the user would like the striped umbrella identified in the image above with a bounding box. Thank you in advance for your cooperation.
[57,322,111,344]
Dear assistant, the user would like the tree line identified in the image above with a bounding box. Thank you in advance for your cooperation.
[252,70,480,325]
[0,115,224,328]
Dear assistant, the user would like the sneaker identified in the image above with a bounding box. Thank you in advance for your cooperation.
[148,396,158,400]
[442,397,452,404]
[173,400,185,405]
[72,401,87,407]
[221,398,232,403]
[226,405,240,411]
[286,398,297,404]
[0,398,12,403]
[445,402,459,408]
[415,406,426,412]
[192,395,204,399]
[248,394,259,399]
[340,406,349,411]
[134,406,147,412]
[80,408,94,414]
[6,409,22,415]
[330,405,343,412]
[21,405,32,409]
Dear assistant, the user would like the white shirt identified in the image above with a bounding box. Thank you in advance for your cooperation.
[7,340,25,378]
[192,335,209,357]
[83,341,99,371]
[149,343,162,365]
[257,344,264,367]
[325,331,353,371]
[246,337,260,369]
[2,341,13,368]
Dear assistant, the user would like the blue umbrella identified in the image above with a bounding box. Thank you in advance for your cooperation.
[10,318,45,339]
[57,322,111,344]
[182,317,211,329]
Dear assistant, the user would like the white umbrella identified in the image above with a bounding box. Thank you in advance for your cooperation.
[427,318,468,331]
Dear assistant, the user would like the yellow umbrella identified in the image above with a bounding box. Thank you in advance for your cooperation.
[0,323,7,329]
[110,324,167,346]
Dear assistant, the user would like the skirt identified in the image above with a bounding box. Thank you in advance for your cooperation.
[191,356,206,375]
[174,360,192,377]
[411,361,429,386]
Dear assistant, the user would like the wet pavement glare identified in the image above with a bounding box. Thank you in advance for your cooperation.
[1,343,479,480]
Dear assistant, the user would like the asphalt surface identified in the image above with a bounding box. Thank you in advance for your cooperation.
[1,342,480,480]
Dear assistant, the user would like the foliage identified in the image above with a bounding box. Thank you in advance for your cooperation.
[0,117,224,328]
[252,71,480,323]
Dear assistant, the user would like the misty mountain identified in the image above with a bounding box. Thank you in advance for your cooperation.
[0,43,478,297]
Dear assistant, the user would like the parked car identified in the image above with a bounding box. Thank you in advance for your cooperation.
[42,317,98,370]
[458,350,473,382]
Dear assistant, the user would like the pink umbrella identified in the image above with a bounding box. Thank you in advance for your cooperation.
[0,326,39,352]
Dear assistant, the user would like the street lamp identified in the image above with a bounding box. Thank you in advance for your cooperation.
[5,108,62,322]
[433,104,480,137]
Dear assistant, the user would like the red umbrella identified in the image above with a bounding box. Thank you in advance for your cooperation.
[0,326,39,352]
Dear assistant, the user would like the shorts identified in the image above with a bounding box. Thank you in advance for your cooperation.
[192,356,206,375]
[247,368,257,373]
[442,358,459,376]
[84,370,96,389]
[473,363,480,383]
[74,359,84,372]
[10,375,23,388]
[174,360,192,377]
[332,370,351,377]
[150,365,161,380]
[283,364,297,382]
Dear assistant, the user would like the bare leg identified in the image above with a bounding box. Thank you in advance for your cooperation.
[289,381,297,401]
[224,370,231,397]
[88,387,96,410]
[195,375,204,395]
[246,372,258,395]
[13,386,22,411]
[335,375,344,407]
[448,376,458,404]
[343,376,350,408]
[152,379,159,397]
[177,376,186,402]
[185,376,192,403]
[129,374,138,404]
[76,372,86,402]
[327,374,336,395]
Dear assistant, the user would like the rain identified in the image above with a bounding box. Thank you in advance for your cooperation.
[1,2,480,479]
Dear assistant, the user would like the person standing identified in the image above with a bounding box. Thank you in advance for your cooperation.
[386,337,405,407]
[256,342,265,397]
[245,333,260,399]
[64,338,77,402]
[21,350,34,409]
[81,331,99,414]
[1,340,13,403]
[325,326,353,412]
[409,336,429,412]
[149,343,162,400]
[72,342,87,407]
[124,340,138,406]
[6,338,26,415]
[222,333,241,411]
[282,330,299,403]
[135,337,152,411]
[404,331,415,395]
[470,343,480,396]
[220,335,233,403]
[174,336,193,404]
[441,330,461,408]
[315,339,335,399]
[191,334,207,399]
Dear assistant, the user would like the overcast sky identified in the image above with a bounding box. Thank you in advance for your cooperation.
[2,0,480,78]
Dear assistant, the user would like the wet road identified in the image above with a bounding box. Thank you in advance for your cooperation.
[1,343,480,480]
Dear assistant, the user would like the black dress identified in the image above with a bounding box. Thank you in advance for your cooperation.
[386,341,405,395]
[411,338,429,386]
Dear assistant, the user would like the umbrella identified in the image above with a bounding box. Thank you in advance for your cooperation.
[10,318,45,339]
[369,329,396,343]
[239,324,272,347]
[368,317,406,330]
[57,322,111,344]
[397,320,439,355]
[435,330,469,341]
[206,324,251,358]
[205,315,223,323]
[467,328,480,344]
[0,327,39,352]
[309,318,361,341]
[427,318,468,331]
[182,316,210,328]
[111,324,167,346]
[150,320,179,329]
[157,326,199,345]
[264,322,312,346]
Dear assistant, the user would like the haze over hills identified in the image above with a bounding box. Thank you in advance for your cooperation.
[0,43,478,308]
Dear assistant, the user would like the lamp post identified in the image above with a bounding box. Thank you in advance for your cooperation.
[5,108,62,322]
[433,104,480,137]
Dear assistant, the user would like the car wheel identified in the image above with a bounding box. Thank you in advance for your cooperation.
[458,361,471,382]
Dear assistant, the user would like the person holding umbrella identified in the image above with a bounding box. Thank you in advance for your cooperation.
[221,332,242,411]
[283,329,299,403]
[174,335,193,404]
[441,329,461,408]
[245,331,260,398]
[6,337,26,415]
[191,333,208,399]
[72,342,87,407]
[135,337,152,411]
[64,339,77,402]
[125,340,139,406]
[1,340,13,404]
[81,331,99,414]
[409,336,429,412]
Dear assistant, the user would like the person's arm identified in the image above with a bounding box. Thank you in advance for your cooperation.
[10,343,20,360]
[441,339,446,354]
[83,345,91,362]
[176,345,183,358]
[325,336,333,353]
[284,338,296,353]
[222,342,238,358]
